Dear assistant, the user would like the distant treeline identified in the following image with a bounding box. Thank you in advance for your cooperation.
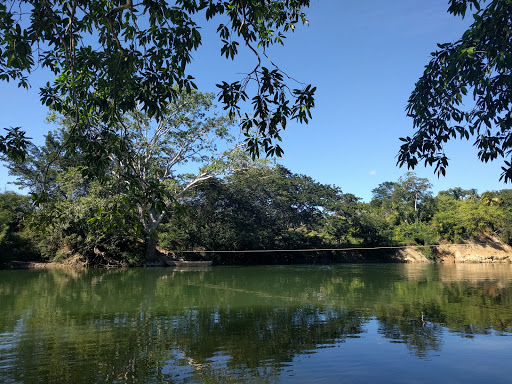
[2,163,512,266]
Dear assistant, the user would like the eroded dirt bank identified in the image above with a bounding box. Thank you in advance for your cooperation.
[394,235,512,263]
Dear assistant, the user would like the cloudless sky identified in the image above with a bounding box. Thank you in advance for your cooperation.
[1,0,509,201]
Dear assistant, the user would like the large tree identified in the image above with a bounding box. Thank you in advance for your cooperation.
[370,172,434,224]
[0,0,315,164]
[113,91,254,259]
[9,91,254,261]
[398,0,512,181]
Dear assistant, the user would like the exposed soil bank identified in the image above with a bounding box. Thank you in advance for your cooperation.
[392,235,512,263]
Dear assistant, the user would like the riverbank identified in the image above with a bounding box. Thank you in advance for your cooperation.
[393,234,512,263]
[5,255,89,270]
[4,235,512,269]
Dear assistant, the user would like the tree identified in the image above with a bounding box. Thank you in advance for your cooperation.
[7,128,88,198]
[9,91,255,261]
[0,0,315,164]
[370,173,434,224]
[112,91,254,259]
[322,193,363,245]
[398,0,512,181]
[0,191,35,264]
[0,127,30,162]
[159,169,288,261]
[432,192,505,242]
[371,181,395,202]
[29,170,145,265]
[351,209,393,246]
[437,187,478,201]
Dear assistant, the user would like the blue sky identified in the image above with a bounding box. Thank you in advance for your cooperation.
[0,0,509,201]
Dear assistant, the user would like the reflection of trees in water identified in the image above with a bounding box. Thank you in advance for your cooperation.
[1,265,512,382]
[0,305,367,383]
[378,320,443,358]
[172,306,366,366]
[0,268,369,383]
[376,303,446,358]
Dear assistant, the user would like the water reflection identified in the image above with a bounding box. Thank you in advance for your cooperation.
[0,264,512,383]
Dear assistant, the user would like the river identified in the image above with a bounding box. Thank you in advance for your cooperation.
[1,264,512,383]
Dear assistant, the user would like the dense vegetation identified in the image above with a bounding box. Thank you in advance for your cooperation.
[3,133,512,266]
[2,90,512,267]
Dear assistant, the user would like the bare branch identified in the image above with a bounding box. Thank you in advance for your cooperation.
[107,0,133,17]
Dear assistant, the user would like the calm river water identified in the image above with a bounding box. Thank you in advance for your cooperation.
[1,264,512,383]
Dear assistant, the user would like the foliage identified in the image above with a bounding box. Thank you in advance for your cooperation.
[8,91,256,261]
[8,136,147,265]
[0,0,315,164]
[432,194,506,242]
[350,209,394,246]
[100,90,255,259]
[0,127,30,162]
[6,132,512,264]
[159,166,339,263]
[0,192,36,264]
[159,165,400,262]
[370,172,435,225]
[493,189,512,243]
[437,187,478,201]
[8,128,88,199]
[368,172,512,247]
[30,173,144,265]
[393,221,438,246]
[398,0,512,181]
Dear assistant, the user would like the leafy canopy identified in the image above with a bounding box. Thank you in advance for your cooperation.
[398,0,512,181]
[0,0,315,162]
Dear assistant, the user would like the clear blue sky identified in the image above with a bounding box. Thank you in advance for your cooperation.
[0,0,509,201]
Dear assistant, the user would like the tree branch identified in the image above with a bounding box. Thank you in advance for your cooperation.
[107,0,133,17]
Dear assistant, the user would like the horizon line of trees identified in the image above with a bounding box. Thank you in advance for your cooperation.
[2,163,512,266]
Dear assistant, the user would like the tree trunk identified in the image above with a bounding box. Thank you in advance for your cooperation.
[142,209,166,263]
[145,235,157,262]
